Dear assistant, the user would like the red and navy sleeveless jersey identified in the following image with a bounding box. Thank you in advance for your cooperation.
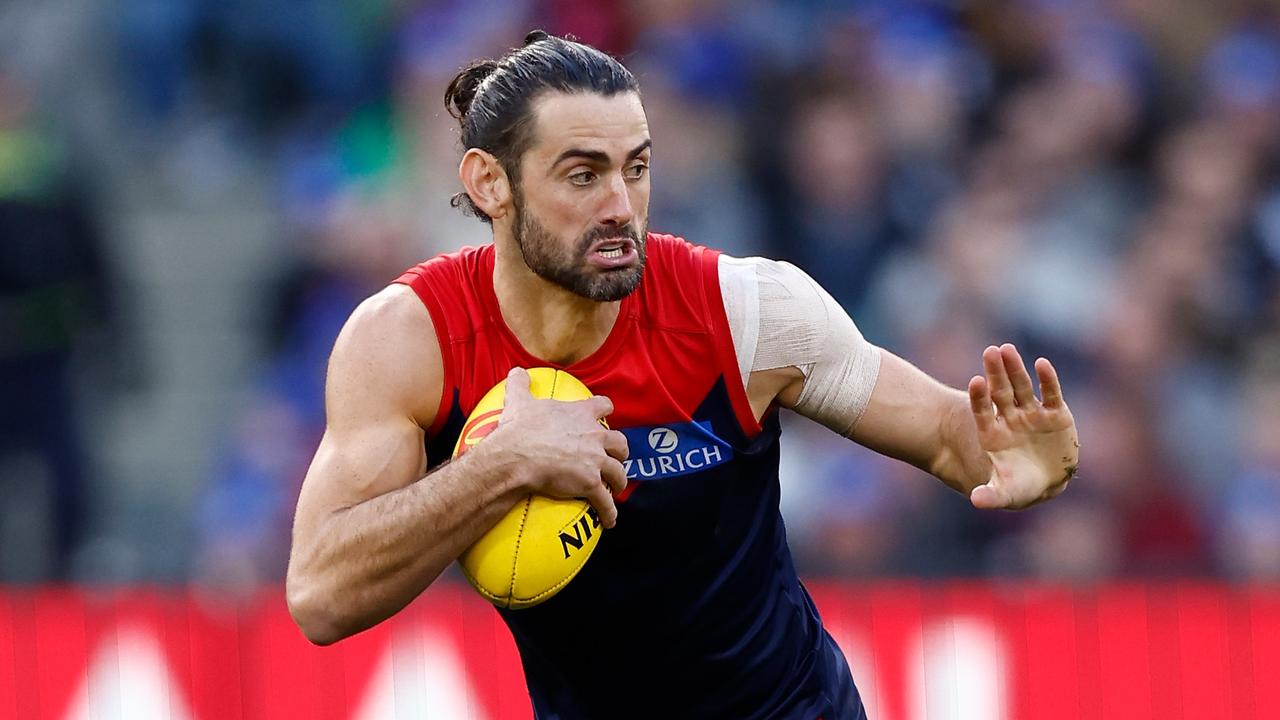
[395,234,864,719]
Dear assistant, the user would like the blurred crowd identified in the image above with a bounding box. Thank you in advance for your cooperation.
[0,66,114,580]
[3,0,1280,589]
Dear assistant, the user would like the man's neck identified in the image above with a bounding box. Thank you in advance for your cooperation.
[492,242,621,366]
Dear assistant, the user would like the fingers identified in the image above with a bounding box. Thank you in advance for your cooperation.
[1036,357,1066,409]
[585,394,615,420]
[585,479,619,528]
[967,375,996,433]
[1001,344,1037,408]
[982,345,1017,414]
[600,456,628,496]
[602,429,629,462]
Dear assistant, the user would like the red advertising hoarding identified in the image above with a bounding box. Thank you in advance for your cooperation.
[0,582,1275,719]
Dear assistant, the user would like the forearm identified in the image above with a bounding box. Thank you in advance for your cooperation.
[927,389,994,496]
[288,446,526,644]
[842,352,991,496]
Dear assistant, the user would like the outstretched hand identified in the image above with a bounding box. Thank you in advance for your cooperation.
[966,344,1078,510]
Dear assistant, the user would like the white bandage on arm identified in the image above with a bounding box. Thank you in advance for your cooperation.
[719,255,882,435]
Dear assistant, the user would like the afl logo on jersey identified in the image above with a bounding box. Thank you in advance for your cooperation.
[647,427,678,453]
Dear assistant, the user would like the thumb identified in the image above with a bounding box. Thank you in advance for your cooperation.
[503,367,533,407]
[969,482,1009,510]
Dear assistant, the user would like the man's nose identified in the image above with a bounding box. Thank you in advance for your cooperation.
[598,173,634,227]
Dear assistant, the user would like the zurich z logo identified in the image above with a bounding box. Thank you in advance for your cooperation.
[648,427,679,453]
[621,421,732,481]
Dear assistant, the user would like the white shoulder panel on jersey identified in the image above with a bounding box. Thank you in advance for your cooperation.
[718,254,882,435]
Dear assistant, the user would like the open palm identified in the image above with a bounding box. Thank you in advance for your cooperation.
[966,344,1078,510]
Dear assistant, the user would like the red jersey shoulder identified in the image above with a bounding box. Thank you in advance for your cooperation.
[398,243,491,290]
[639,232,722,335]
[394,244,495,344]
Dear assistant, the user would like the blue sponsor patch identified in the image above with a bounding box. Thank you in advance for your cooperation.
[618,421,733,480]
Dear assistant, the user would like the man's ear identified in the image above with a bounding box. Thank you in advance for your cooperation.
[459,149,512,220]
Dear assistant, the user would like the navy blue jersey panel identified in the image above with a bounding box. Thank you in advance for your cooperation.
[424,388,464,469]
[498,378,863,719]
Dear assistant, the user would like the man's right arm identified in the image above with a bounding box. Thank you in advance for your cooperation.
[286,285,628,645]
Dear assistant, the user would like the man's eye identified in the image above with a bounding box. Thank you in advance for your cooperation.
[626,164,648,180]
[570,171,596,185]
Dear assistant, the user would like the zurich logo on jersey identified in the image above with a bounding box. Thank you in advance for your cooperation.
[647,427,679,453]
[621,421,732,480]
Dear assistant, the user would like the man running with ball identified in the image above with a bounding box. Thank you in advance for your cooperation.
[286,31,1079,719]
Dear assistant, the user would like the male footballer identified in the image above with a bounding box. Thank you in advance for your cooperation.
[287,31,1079,719]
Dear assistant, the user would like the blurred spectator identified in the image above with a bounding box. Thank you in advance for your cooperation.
[542,0,632,54]
[193,178,423,595]
[629,0,751,108]
[637,64,764,254]
[779,416,913,578]
[1217,342,1280,580]
[1201,25,1280,154]
[118,0,401,136]
[777,85,897,312]
[117,0,203,123]
[0,72,110,580]
[1016,497,1123,582]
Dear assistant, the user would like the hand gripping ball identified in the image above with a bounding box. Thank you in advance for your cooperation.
[454,368,604,609]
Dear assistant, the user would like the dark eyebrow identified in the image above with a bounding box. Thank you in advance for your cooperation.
[626,139,653,161]
[552,139,652,170]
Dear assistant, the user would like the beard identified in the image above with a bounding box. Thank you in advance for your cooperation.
[512,196,647,302]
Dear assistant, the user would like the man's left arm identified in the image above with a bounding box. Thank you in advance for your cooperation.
[836,345,1077,510]
[726,255,1078,510]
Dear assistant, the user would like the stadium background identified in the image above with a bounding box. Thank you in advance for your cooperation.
[1,0,1279,717]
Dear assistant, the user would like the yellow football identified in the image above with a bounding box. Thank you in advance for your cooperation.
[454,367,604,609]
